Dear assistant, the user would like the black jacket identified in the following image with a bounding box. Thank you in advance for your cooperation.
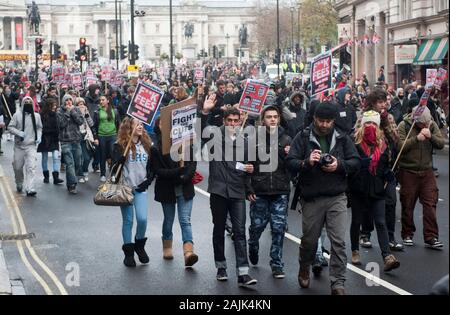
[335,88,357,135]
[150,132,196,203]
[251,127,292,195]
[37,111,59,152]
[201,112,254,200]
[348,144,391,200]
[281,91,308,139]
[286,125,360,201]
[208,92,225,127]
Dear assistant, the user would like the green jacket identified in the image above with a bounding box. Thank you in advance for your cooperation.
[397,114,445,172]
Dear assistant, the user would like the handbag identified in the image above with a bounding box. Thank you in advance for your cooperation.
[191,171,204,185]
[94,171,134,207]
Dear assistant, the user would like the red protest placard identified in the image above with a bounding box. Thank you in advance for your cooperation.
[101,65,112,81]
[311,52,332,96]
[426,69,438,87]
[126,82,164,126]
[194,68,204,84]
[71,73,83,90]
[52,66,65,83]
[434,68,448,90]
[238,80,269,116]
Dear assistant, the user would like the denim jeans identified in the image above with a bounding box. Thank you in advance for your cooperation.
[60,142,82,187]
[210,193,249,276]
[99,135,116,177]
[161,196,194,244]
[249,194,288,269]
[41,150,61,172]
[350,193,391,259]
[120,191,149,244]
[80,141,92,175]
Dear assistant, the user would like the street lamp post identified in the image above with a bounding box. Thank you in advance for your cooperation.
[297,0,302,63]
[115,0,119,69]
[170,0,174,81]
[225,33,230,64]
[130,0,145,65]
[291,7,295,64]
[276,0,280,78]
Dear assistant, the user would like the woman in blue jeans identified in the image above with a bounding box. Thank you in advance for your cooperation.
[112,117,154,267]
[151,118,198,267]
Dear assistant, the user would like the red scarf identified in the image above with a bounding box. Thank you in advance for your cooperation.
[361,125,385,175]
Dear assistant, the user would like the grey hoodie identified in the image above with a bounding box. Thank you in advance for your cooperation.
[8,96,43,148]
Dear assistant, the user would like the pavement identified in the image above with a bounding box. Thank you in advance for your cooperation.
[0,137,448,295]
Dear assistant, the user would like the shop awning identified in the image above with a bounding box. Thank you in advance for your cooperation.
[413,37,448,65]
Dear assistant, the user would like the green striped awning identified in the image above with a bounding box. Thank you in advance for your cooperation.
[413,37,448,65]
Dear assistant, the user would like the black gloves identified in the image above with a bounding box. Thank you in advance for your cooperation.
[384,170,396,183]
[118,155,127,165]
[135,179,150,193]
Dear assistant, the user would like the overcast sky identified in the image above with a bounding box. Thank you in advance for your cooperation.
[31,0,252,4]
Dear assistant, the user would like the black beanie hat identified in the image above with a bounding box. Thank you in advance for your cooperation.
[314,101,337,120]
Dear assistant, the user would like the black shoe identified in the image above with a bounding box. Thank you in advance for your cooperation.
[134,237,149,263]
[360,236,372,248]
[389,240,404,251]
[238,274,257,286]
[52,172,64,185]
[16,184,23,193]
[312,263,323,277]
[425,238,443,250]
[68,185,77,194]
[43,171,50,183]
[248,247,258,266]
[216,268,228,281]
[122,243,136,267]
[272,268,285,279]
[26,190,37,197]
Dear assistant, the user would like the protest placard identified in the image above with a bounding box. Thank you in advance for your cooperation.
[160,97,198,155]
[38,71,48,84]
[426,69,438,87]
[285,72,301,82]
[171,104,197,147]
[237,80,269,116]
[71,73,83,90]
[126,82,164,126]
[434,68,448,90]
[101,65,112,81]
[51,66,65,83]
[310,51,332,96]
[194,68,205,84]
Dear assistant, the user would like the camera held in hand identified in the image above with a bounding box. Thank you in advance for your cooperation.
[318,153,333,167]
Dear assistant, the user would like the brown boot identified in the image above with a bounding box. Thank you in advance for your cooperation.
[163,240,174,260]
[331,288,346,295]
[297,266,310,288]
[384,254,400,272]
[351,250,362,265]
[183,242,198,267]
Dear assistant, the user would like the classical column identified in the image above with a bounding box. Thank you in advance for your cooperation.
[374,13,385,83]
[47,20,52,42]
[0,17,5,50]
[93,21,99,49]
[21,18,27,50]
[177,20,183,50]
[197,21,203,52]
[106,20,111,56]
[364,18,375,85]
[202,21,208,55]
[11,18,16,50]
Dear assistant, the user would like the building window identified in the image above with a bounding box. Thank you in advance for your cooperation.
[142,23,146,34]
[99,46,104,57]
[156,23,160,33]
[69,24,74,34]
[401,0,412,20]
[439,0,448,11]
[68,44,76,57]
[219,44,225,57]
[155,44,161,57]
[98,23,105,34]
[52,23,58,35]
[220,25,225,33]
[85,24,90,34]
[235,25,238,32]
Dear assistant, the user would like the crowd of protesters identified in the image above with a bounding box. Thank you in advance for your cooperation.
[0,58,448,294]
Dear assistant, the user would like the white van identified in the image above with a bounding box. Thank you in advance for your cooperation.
[265,64,281,80]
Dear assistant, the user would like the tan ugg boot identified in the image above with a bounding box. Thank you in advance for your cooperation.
[183,242,198,267]
[163,240,173,260]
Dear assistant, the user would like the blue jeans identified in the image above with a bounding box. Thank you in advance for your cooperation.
[161,196,194,244]
[120,191,149,244]
[41,150,61,172]
[60,143,82,187]
[249,195,288,269]
[99,135,116,177]
[80,141,92,175]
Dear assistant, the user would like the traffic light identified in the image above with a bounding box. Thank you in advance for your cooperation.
[274,48,281,64]
[235,49,239,57]
[53,42,61,59]
[35,38,43,59]
[120,44,127,60]
[212,45,217,58]
[295,43,301,55]
[110,49,116,60]
[91,48,98,62]
[133,44,140,60]
[79,37,87,61]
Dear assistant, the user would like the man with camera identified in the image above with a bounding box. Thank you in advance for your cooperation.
[286,101,360,295]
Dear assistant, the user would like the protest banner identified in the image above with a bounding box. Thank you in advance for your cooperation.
[126,82,164,126]
[38,71,48,84]
[160,97,198,155]
[310,51,333,96]
[111,70,123,86]
[51,65,65,83]
[237,79,269,116]
[85,69,95,78]
[433,68,448,90]
[285,72,301,82]
[101,65,112,81]
[426,69,438,87]
[85,76,98,87]
[71,73,83,90]
[194,68,205,84]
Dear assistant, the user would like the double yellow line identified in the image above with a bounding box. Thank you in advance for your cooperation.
[0,165,67,295]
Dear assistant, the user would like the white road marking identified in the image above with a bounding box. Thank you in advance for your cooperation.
[194,186,413,295]
[0,165,68,295]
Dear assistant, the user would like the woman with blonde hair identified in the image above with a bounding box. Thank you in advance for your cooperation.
[348,110,400,272]
[112,117,154,267]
